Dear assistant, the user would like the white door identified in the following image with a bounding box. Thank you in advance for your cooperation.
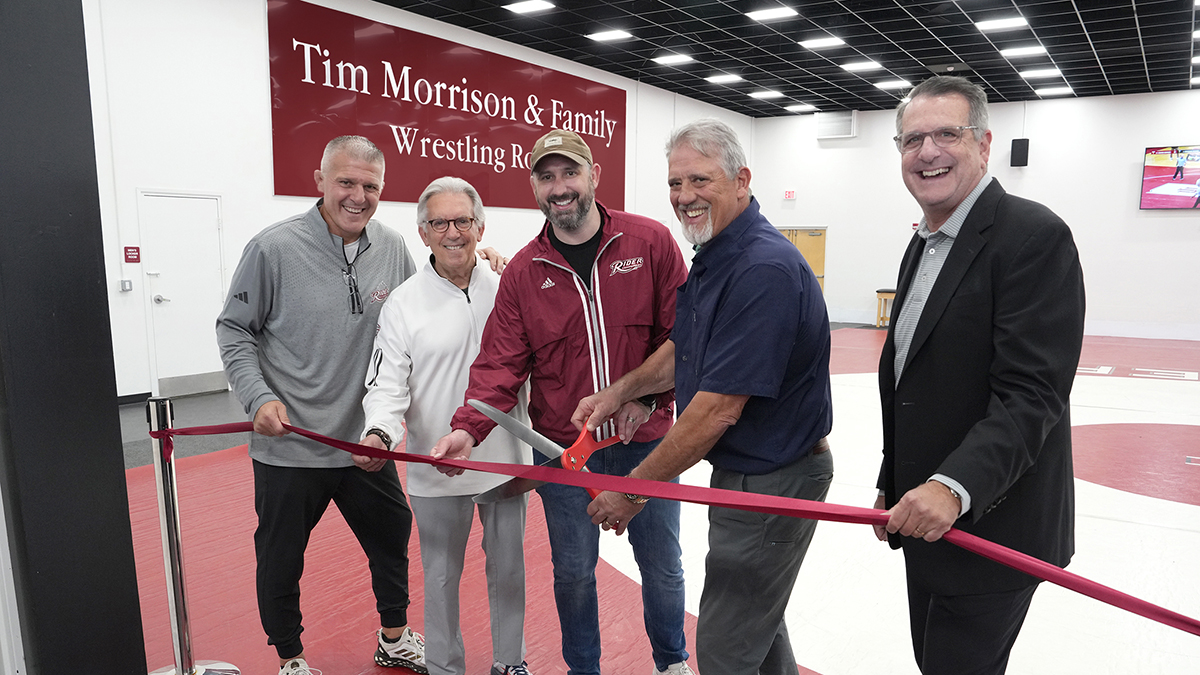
[138,193,227,395]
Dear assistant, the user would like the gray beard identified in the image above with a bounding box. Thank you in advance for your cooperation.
[681,214,714,246]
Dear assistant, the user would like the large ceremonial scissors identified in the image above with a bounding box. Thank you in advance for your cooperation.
[468,398,620,503]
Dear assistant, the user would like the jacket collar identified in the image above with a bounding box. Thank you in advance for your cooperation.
[530,201,618,263]
[691,196,761,274]
[308,199,372,256]
[420,253,489,294]
[894,179,1005,370]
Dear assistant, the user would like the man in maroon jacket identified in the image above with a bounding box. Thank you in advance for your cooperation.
[432,129,693,675]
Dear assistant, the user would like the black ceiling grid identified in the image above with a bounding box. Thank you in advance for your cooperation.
[382,0,1200,117]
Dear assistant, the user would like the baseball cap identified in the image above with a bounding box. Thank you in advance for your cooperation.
[529,129,593,172]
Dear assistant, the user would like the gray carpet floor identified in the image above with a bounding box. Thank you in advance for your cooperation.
[121,390,248,469]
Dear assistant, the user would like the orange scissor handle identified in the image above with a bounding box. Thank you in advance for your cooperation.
[562,426,622,499]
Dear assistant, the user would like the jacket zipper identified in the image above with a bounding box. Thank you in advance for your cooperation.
[532,232,623,439]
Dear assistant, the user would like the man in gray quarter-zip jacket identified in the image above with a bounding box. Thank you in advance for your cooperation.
[215,135,427,675]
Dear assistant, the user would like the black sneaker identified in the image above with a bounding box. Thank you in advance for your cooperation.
[490,661,533,675]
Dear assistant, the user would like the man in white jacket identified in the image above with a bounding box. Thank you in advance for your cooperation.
[360,176,533,675]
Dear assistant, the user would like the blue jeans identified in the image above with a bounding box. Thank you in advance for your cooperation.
[535,438,688,675]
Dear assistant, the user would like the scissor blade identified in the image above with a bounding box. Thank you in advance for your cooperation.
[468,398,565,460]
[472,455,561,503]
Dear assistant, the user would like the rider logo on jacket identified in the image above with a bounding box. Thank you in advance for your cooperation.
[609,257,644,276]
[369,283,391,304]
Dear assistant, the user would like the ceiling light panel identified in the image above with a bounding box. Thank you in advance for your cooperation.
[653,54,694,65]
[875,79,912,90]
[504,1,553,15]
[705,74,743,83]
[745,7,798,22]
[1020,68,1062,79]
[799,36,845,50]
[1035,86,1074,96]
[588,30,631,42]
[786,104,817,112]
[841,60,882,72]
[976,17,1029,32]
[749,90,784,99]
[1000,46,1046,58]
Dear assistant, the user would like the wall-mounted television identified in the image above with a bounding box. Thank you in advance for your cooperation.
[1140,145,1200,210]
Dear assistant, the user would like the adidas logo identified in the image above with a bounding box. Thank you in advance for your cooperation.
[540,277,555,289]
[234,291,248,304]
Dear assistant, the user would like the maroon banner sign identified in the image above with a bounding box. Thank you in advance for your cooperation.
[268,0,627,210]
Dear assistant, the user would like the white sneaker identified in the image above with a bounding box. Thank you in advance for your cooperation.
[653,662,695,675]
[374,627,428,673]
[279,657,321,675]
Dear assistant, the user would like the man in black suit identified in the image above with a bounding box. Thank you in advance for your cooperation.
[873,75,1085,674]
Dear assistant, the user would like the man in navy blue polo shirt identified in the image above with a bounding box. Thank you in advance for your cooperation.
[572,118,833,675]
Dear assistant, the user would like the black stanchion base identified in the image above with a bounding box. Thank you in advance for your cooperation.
[150,660,240,675]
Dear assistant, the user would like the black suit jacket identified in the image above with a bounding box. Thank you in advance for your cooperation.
[878,179,1086,595]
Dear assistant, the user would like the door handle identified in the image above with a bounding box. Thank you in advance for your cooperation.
[154,294,171,304]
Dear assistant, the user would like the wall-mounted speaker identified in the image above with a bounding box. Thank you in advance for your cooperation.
[1011,138,1029,167]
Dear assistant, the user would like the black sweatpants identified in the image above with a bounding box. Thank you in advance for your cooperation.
[253,459,413,659]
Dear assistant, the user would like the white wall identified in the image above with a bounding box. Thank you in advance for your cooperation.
[752,91,1200,338]
[85,0,1199,396]
[84,0,745,397]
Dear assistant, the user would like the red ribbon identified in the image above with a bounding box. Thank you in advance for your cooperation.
[148,422,1200,637]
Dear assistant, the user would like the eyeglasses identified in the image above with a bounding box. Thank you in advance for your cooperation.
[426,217,475,233]
[343,262,363,315]
[893,126,980,154]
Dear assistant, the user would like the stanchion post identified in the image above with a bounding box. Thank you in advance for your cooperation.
[147,397,194,675]
[145,398,240,675]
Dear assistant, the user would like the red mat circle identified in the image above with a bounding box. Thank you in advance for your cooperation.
[1072,424,1200,507]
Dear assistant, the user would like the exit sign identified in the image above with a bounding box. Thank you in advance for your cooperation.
[783,189,796,200]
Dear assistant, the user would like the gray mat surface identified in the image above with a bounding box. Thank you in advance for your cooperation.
[121,390,249,469]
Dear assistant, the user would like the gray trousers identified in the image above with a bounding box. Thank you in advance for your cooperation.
[410,493,528,675]
[697,448,834,675]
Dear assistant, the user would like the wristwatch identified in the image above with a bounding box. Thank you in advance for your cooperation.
[624,470,651,505]
[636,394,657,414]
[365,427,393,450]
